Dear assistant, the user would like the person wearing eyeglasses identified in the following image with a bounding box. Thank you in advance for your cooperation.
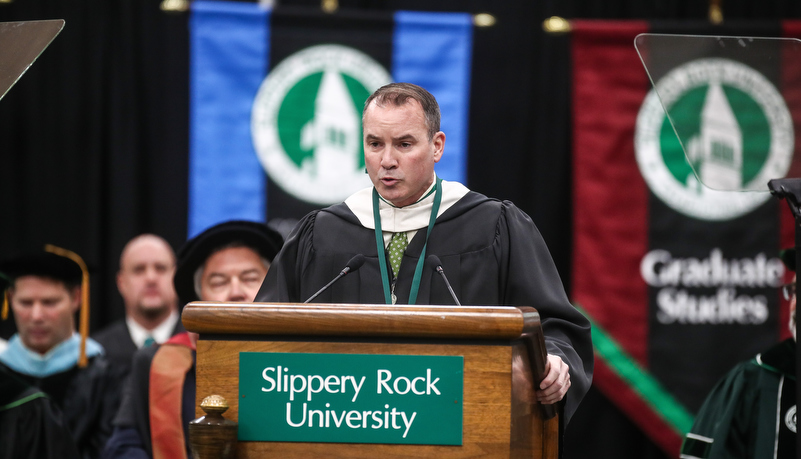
[680,249,796,459]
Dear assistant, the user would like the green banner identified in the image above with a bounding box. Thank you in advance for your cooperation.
[239,352,464,445]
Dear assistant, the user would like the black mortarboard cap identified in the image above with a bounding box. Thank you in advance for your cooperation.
[173,220,284,305]
[0,246,91,367]
[0,251,83,286]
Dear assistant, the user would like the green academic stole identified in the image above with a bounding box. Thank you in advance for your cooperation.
[373,177,442,305]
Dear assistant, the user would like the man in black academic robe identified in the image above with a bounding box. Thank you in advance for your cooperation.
[255,82,593,424]
[0,352,79,459]
[2,348,120,458]
[103,221,284,459]
[93,234,183,379]
[0,250,122,459]
[680,250,798,459]
[92,318,184,379]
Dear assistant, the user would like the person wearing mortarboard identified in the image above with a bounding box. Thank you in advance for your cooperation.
[102,220,284,459]
[680,248,797,459]
[0,246,123,459]
[0,269,80,459]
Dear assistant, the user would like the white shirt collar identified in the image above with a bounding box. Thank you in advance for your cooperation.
[126,310,179,348]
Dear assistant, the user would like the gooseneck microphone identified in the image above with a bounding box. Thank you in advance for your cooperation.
[304,254,366,303]
[426,255,461,306]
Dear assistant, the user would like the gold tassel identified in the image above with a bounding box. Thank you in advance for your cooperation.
[44,244,90,368]
[1,290,8,320]
[0,272,10,320]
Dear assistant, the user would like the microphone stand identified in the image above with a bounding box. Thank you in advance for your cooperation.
[304,255,365,303]
[305,271,348,303]
[435,266,461,306]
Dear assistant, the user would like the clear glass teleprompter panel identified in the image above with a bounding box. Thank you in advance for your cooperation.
[0,20,64,101]
[634,34,801,192]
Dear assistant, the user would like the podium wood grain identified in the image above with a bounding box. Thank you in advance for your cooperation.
[186,302,559,459]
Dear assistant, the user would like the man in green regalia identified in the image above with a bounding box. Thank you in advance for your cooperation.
[681,249,797,459]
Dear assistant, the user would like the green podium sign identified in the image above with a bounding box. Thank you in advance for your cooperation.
[239,352,464,445]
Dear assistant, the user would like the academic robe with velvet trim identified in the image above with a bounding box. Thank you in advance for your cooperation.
[0,364,79,459]
[680,339,796,459]
[103,340,196,459]
[0,355,122,459]
[255,190,594,424]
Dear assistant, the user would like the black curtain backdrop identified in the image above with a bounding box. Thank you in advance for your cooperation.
[1,1,800,458]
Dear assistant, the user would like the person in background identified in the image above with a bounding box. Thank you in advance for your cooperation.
[680,248,797,459]
[0,249,121,458]
[0,270,79,459]
[94,235,181,379]
[102,220,283,459]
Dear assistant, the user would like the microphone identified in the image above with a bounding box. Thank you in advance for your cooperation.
[426,255,461,306]
[304,254,365,303]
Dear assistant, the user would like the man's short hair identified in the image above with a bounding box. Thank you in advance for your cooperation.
[363,82,441,141]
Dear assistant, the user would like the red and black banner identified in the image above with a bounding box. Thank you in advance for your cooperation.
[571,20,801,455]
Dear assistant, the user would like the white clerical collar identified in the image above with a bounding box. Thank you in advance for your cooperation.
[345,178,469,234]
[126,310,179,348]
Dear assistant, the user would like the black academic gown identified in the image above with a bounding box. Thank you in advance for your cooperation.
[1,355,122,459]
[92,322,136,379]
[104,342,196,459]
[93,319,185,379]
[255,190,594,424]
[680,339,796,459]
[0,365,79,459]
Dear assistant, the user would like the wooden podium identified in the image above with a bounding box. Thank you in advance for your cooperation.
[182,302,559,459]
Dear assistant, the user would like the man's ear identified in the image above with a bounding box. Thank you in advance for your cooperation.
[70,286,82,314]
[432,131,445,163]
[116,270,126,295]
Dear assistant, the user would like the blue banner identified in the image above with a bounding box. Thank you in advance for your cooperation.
[189,1,473,237]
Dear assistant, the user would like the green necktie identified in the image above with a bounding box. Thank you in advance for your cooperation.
[143,336,155,347]
[388,231,408,279]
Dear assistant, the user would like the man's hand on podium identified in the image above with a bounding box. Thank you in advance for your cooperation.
[536,355,571,405]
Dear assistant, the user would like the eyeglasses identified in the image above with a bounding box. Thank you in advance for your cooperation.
[781,283,796,301]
